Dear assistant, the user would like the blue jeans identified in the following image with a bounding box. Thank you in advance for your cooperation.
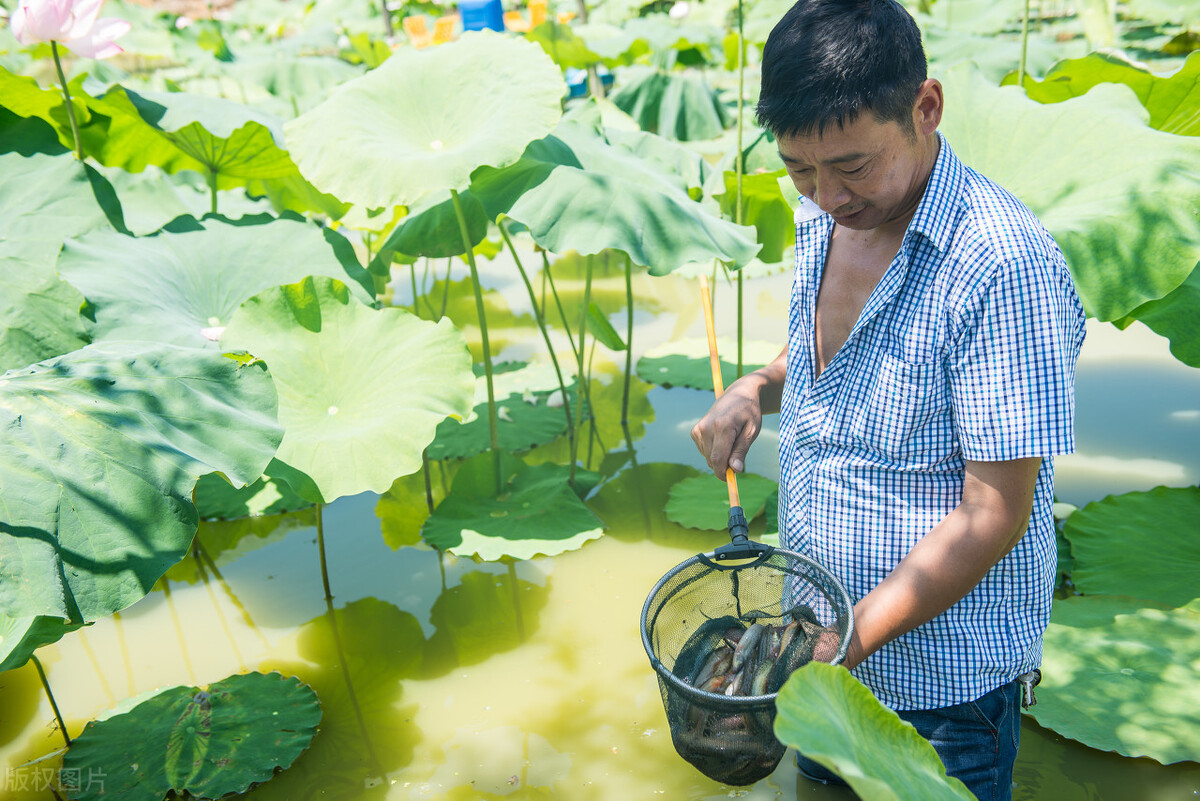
[795,680,1021,801]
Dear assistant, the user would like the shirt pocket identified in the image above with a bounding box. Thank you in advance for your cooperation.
[845,353,950,461]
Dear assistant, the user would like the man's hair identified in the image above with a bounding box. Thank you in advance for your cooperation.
[756,0,927,139]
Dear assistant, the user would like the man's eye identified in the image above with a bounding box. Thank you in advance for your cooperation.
[842,165,866,176]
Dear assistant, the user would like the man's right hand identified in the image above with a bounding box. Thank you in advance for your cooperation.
[689,349,787,480]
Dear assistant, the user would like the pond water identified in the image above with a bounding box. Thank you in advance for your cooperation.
[2,254,1198,800]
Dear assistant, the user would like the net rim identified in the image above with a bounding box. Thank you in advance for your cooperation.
[639,545,855,706]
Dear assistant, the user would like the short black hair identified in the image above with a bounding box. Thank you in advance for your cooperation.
[756,0,927,139]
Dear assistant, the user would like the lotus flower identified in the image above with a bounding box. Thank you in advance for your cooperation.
[11,0,131,59]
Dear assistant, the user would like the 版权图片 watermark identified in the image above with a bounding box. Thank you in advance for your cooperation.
[4,765,105,794]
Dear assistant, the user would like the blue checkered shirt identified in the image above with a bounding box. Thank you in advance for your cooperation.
[778,134,1086,710]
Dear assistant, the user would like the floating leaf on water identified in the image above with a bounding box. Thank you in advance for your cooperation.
[1063,486,1200,608]
[0,342,282,622]
[665,473,779,530]
[221,276,475,504]
[194,473,315,520]
[774,662,976,800]
[636,337,780,390]
[61,671,321,801]
[422,452,604,560]
[1032,595,1200,764]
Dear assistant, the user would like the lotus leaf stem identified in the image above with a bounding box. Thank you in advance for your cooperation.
[450,188,502,494]
[570,255,594,474]
[621,253,634,425]
[410,262,422,315]
[317,502,333,601]
[1019,0,1031,86]
[543,250,580,365]
[31,655,70,747]
[422,448,435,514]
[499,222,576,483]
[507,562,526,641]
[50,43,83,161]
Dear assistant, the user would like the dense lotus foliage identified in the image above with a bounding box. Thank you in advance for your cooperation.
[1,0,1198,795]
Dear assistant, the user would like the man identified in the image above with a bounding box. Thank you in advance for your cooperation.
[690,1,1086,799]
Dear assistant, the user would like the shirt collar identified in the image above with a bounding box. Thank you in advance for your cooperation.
[905,131,966,255]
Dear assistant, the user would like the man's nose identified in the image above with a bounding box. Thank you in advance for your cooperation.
[813,172,850,214]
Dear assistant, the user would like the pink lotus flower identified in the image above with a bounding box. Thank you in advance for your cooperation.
[11,0,131,59]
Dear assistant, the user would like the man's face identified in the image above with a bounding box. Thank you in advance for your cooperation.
[776,112,934,233]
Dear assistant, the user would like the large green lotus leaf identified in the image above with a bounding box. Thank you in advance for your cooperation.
[0,342,282,622]
[1005,51,1200,136]
[476,120,761,274]
[221,276,475,504]
[283,31,565,209]
[426,383,579,460]
[1032,595,1200,764]
[586,461,730,550]
[225,53,364,117]
[923,24,1067,83]
[939,65,1200,321]
[1123,0,1200,24]
[0,148,123,276]
[665,472,779,530]
[94,164,277,236]
[575,22,651,66]
[775,662,975,800]
[57,215,374,348]
[61,671,321,801]
[714,168,794,264]
[0,66,92,153]
[636,337,779,389]
[0,614,83,673]
[193,473,315,520]
[422,452,604,560]
[914,0,1025,34]
[1063,486,1200,607]
[84,87,298,185]
[526,20,605,69]
[1118,261,1200,367]
[609,65,732,142]
[0,266,90,374]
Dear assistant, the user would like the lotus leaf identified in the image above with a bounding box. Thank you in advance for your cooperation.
[284,31,565,209]
[1063,486,1200,607]
[376,466,452,551]
[775,662,976,800]
[715,168,795,263]
[426,387,579,461]
[575,23,651,66]
[57,214,374,348]
[939,65,1200,322]
[0,342,283,621]
[193,473,314,520]
[0,266,90,374]
[221,276,475,503]
[0,615,83,673]
[609,65,732,141]
[923,23,1066,82]
[665,472,778,530]
[84,87,297,184]
[1118,262,1200,367]
[915,0,1025,34]
[1033,595,1200,764]
[636,337,779,389]
[61,671,321,801]
[422,452,604,560]
[94,164,275,235]
[526,20,605,69]
[1005,51,1200,136]
[0,66,91,153]
[587,461,729,550]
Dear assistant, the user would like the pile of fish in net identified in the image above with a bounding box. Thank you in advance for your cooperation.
[663,606,827,784]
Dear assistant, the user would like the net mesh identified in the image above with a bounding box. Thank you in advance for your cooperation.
[641,547,853,786]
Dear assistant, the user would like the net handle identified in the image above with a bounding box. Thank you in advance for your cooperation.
[699,275,741,508]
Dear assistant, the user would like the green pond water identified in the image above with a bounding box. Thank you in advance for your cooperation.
[2,257,1198,800]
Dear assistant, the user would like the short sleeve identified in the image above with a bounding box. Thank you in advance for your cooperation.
[947,252,1085,462]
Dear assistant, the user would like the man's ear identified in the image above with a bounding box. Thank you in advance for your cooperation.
[913,78,944,135]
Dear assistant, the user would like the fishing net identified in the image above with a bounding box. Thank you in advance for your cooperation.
[640,541,854,786]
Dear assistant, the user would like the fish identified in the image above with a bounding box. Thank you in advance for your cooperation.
[731,622,765,672]
[693,646,732,689]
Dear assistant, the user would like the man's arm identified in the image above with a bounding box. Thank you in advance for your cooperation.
[836,456,1042,668]
[690,348,787,479]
